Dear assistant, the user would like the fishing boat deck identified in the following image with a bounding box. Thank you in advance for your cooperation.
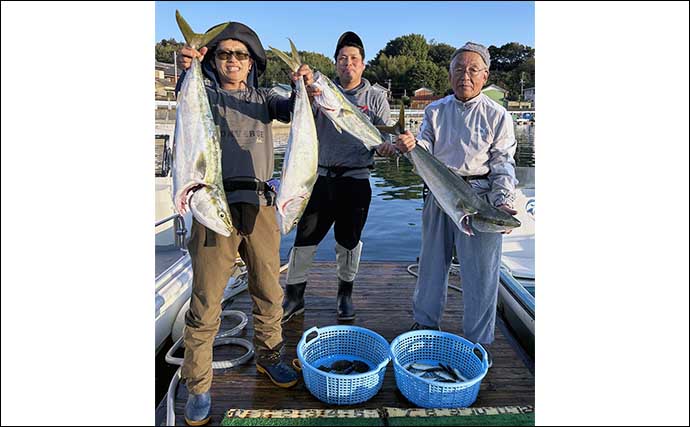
[157,261,534,425]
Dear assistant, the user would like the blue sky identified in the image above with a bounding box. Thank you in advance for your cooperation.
[156,1,534,59]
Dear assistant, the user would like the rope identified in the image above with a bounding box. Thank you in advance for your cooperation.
[406,262,463,293]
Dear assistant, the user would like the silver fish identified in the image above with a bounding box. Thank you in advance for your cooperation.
[269,40,319,235]
[171,11,233,236]
[378,105,521,235]
[310,72,385,151]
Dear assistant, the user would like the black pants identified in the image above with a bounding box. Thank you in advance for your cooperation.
[293,175,371,250]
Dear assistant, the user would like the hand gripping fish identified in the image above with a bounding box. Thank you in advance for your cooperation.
[377,106,521,235]
[171,11,234,236]
[268,40,319,235]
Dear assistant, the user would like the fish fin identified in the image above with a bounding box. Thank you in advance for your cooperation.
[175,10,229,50]
[375,104,405,135]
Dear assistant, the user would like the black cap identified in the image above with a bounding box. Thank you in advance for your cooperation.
[334,31,365,60]
[203,21,267,79]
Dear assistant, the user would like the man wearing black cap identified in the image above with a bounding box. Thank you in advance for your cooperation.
[282,31,396,324]
[175,22,313,425]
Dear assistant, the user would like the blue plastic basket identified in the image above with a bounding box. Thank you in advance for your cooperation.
[297,325,390,405]
[390,330,490,408]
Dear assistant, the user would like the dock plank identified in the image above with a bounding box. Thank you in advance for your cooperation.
[165,261,534,425]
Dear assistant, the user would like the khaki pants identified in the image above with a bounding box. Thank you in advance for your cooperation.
[182,205,284,394]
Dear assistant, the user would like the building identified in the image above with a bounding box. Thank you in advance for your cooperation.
[410,87,442,109]
[522,87,535,107]
[155,61,181,100]
[414,87,434,97]
[482,84,508,105]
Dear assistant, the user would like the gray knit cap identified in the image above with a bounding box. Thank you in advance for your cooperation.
[451,42,491,68]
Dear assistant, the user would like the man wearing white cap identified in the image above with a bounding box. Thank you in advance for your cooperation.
[395,42,519,367]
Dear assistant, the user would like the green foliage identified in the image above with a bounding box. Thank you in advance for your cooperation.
[300,51,336,79]
[156,38,184,63]
[486,43,535,100]
[260,49,335,87]
[367,37,533,101]
[488,42,534,72]
[428,42,456,71]
[365,54,415,96]
[407,61,450,96]
[261,50,292,86]
[377,34,429,62]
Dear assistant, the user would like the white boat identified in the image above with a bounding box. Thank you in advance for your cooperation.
[154,130,250,354]
[497,167,535,359]
[155,164,194,354]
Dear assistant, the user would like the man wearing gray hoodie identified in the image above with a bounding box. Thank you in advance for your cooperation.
[282,31,396,323]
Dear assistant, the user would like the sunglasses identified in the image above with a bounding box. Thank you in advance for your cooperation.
[215,50,251,61]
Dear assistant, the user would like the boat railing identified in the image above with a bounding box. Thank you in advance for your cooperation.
[155,134,172,177]
[156,213,188,250]
[499,267,535,318]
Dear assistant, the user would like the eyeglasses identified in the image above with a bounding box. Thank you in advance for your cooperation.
[215,50,250,61]
[453,66,487,77]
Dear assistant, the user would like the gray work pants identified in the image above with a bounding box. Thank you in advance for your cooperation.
[412,193,502,344]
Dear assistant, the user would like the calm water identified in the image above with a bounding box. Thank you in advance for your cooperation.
[274,123,535,262]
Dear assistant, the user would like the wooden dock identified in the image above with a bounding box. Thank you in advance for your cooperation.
[156,261,535,425]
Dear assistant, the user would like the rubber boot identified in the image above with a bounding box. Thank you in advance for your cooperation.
[255,348,299,388]
[336,279,355,321]
[281,281,306,323]
[335,241,362,321]
[184,391,211,426]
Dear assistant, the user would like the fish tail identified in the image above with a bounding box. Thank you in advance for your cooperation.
[175,10,229,50]
[268,38,302,72]
[397,103,406,133]
[375,104,406,135]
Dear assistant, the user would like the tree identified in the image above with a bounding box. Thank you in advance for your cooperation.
[261,50,291,86]
[433,66,450,96]
[260,49,335,87]
[299,51,335,79]
[488,42,534,72]
[365,53,415,94]
[484,42,535,101]
[376,34,429,62]
[156,38,184,63]
[408,61,441,94]
[428,42,456,71]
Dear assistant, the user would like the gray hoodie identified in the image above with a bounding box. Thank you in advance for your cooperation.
[315,78,391,179]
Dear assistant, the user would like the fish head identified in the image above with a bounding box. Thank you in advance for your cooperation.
[189,186,234,236]
[471,208,521,233]
[277,196,310,235]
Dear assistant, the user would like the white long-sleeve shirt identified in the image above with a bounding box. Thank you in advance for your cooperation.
[416,93,518,208]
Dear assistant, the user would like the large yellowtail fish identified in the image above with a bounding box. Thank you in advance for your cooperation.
[171,11,233,236]
[269,40,319,235]
[296,62,385,151]
[379,106,521,235]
